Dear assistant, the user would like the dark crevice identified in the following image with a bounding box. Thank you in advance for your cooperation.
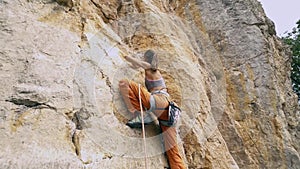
[72,130,81,157]
[69,108,92,159]
[241,21,265,26]
[98,69,114,96]
[72,110,84,130]
[70,108,86,158]
[7,98,42,107]
[55,0,73,8]
[79,15,88,46]
[6,98,56,110]
[75,0,87,48]
[90,0,110,22]
[117,1,123,14]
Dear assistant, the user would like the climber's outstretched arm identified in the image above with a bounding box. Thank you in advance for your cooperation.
[124,55,151,69]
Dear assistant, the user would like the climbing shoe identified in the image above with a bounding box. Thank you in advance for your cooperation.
[126,113,153,128]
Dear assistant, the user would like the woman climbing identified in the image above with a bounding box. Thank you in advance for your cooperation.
[119,49,186,169]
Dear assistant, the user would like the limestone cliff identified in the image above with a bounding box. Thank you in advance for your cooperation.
[0,0,299,168]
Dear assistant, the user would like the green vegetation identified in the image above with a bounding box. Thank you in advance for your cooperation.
[282,20,300,101]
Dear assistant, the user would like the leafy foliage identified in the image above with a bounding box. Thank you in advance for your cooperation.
[282,19,300,100]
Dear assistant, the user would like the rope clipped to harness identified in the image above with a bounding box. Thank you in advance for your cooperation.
[138,84,148,169]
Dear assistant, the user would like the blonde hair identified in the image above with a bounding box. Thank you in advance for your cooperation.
[144,49,158,71]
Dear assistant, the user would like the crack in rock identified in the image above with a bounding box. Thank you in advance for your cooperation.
[6,98,56,110]
[69,108,92,159]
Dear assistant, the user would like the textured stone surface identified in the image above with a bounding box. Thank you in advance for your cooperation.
[0,0,299,168]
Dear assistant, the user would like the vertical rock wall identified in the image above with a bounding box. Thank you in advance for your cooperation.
[0,0,299,168]
[194,0,299,168]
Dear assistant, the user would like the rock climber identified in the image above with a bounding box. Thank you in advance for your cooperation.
[119,49,186,169]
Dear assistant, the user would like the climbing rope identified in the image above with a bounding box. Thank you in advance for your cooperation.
[138,84,148,169]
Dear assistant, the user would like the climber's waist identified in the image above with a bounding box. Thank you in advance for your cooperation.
[151,90,169,97]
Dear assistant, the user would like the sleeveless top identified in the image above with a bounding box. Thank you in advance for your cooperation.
[145,77,166,91]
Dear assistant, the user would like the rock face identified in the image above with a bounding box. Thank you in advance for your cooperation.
[0,0,299,168]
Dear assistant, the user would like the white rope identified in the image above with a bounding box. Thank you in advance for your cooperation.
[138,84,148,169]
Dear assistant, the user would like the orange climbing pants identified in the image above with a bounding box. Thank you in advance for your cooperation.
[119,79,185,169]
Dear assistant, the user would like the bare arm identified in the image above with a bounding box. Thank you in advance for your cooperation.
[124,55,151,69]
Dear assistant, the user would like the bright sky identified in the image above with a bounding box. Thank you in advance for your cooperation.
[258,0,299,37]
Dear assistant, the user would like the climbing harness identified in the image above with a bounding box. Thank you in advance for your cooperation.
[159,101,181,127]
[138,84,148,169]
[148,90,181,127]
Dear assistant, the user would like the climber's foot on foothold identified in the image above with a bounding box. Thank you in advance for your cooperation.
[126,113,152,128]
